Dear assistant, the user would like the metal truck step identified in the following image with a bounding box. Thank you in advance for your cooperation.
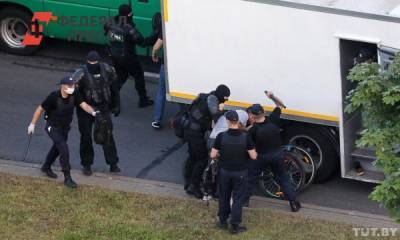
[351,148,376,161]
[345,169,384,183]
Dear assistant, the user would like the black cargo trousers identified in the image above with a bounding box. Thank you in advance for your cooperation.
[43,123,71,171]
[183,128,209,189]
[77,107,118,167]
[111,54,148,101]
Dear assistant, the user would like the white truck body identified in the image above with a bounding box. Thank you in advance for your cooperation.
[161,0,400,183]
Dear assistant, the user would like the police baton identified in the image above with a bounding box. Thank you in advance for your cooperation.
[22,134,33,162]
[264,91,287,109]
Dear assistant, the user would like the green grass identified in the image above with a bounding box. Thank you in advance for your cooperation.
[0,173,395,240]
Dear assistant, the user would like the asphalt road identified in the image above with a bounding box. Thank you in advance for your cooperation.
[0,39,390,217]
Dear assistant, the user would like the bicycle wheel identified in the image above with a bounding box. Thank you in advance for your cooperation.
[292,146,316,189]
[259,148,306,198]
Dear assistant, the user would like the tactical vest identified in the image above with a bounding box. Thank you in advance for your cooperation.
[188,93,212,132]
[107,23,127,57]
[219,131,249,171]
[83,64,112,107]
[45,94,75,128]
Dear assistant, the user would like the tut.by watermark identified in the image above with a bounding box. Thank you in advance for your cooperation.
[353,228,399,237]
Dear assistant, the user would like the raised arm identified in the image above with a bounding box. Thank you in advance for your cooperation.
[265,91,286,109]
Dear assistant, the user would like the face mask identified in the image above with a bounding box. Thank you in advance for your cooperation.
[87,62,100,74]
[65,87,75,95]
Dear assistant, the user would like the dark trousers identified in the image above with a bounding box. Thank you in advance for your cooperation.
[218,168,248,225]
[183,129,208,188]
[43,124,71,172]
[246,150,296,201]
[77,108,119,167]
[112,55,148,100]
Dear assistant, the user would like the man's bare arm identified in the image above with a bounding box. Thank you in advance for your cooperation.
[248,149,257,160]
[30,106,44,125]
[210,148,219,159]
[79,102,97,116]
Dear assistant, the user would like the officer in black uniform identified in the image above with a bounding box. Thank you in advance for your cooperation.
[183,84,231,199]
[244,92,301,212]
[28,76,98,188]
[210,110,257,234]
[104,4,160,108]
[72,51,121,176]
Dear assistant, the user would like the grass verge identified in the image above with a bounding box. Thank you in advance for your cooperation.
[0,173,395,240]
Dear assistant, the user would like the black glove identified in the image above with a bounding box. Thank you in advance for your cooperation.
[112,107,120,117]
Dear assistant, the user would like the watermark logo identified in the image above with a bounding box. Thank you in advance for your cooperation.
[22,12,53,46]
[353,228,398,237]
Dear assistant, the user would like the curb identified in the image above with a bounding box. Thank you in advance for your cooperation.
[0,159,398,228]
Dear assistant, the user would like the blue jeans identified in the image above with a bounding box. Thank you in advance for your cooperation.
[154,64,166,122]
[246,150,296,201]
[218,168,248,225]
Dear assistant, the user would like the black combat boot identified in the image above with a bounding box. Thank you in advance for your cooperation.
[216,219,228,230]
[290,200,301,212]
[41,164,58,179]
[192,186,204,199]
[63,171,77,188]
[230,224,247,234]
[138,97,154,108]
[82,165,92,176]
[110,163,121,173]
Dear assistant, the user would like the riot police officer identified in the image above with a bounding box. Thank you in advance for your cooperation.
[244,92,301,212]
[183,84,231,199]
[104,4,160,108]
[210,110,257,234]
[72,51,121,176]
[28,76,98,188]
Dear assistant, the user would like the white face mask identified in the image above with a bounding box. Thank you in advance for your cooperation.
[65,87,75,95]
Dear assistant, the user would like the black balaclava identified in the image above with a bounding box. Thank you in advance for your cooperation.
[215,84,231,103]
[118,4,133,24]
[86,51,101,75]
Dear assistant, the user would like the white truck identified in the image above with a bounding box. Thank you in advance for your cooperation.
[161,0,400,185]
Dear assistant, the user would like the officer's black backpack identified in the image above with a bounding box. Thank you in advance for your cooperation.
[171,107,189,139]
[94,112,113,145]
[170,94,209,138]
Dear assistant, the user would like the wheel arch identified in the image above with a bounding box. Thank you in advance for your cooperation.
[0,2,33,16]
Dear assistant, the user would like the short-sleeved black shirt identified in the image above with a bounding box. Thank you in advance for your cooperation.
[41,90,83,128]
[249,107,282,154]
[213,129,255,171]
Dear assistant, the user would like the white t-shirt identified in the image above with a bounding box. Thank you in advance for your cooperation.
[209,110,249,139]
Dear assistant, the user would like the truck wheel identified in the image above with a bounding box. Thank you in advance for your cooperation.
[284,126,339,183]
[0,7,40,55]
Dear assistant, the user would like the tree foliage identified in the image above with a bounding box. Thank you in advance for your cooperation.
[346,53,400,222]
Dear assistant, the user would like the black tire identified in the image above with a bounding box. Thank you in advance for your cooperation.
[283,125,339,183]
[259,148,306,199]
[0,7,40,55]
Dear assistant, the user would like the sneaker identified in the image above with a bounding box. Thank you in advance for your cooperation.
[290,200,301,212]
[216,220,228,230]
[82,166,92,176]
[64,177,78,188]
[110,164,121,173]
[151,121,161,129]
[230,224,247,234]
[41,165,57,179]
[138,98,154,108]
